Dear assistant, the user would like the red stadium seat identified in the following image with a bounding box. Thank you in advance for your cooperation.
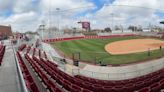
[71,84,82,92]
[82,82,93,91]
[150,83,160,92]
[30,83,40,92]
[55,87,63,92]
[46,80,57,92]
[74,79,83,87]
[144,78,153,87]
[138,87,150,92]
[62,79,72,91]
[92,84,102,92]
[135,81,145,90]
[113,86,124,92]
[82,88,93,92]
[124,83,135,92]
[159,79,164,89]
[102,86,113,92]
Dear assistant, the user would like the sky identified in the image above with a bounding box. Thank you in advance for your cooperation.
[0,0,164,32]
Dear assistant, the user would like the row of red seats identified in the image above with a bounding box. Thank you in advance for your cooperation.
[75,68,164,92]
[138,79,164,92]
[32,55,92,92]
[23,45,50,67]
[25,54,62,92]
[40,58,58,69]
[43,51,47,59]
[0,45,5,66]
[17,52,39,92]
[32,48,36,56]
[26,46,31,54]
[18,44,26,51]
[38,49,41,58]
[76,69,164,85]
[32,47,47,60]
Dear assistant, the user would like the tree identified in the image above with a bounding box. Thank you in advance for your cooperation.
[115,25,120,30]
[128,25,137,31]
[137,25,143,31]
[104,27,112,32]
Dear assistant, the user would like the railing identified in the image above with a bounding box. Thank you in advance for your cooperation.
[11,40,28,92]
[50,54,164,80]
[71,61,164,80]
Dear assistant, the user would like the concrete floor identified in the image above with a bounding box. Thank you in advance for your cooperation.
[0,40,20,92]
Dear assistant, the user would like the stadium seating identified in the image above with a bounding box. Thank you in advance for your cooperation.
[75,67,164,92]
[20,45,164,92]
[38,49,41,58]
[43,51,47,59]
[0,45,6,66]
[25,54,63,92]
[138,87,150,92]
[32,48,36,56]
[25,53,93,92]
[26,46,31,54]
[18,44,26,51]
[17,52,39,92]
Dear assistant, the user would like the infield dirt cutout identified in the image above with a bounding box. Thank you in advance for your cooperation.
[105,39,164,55]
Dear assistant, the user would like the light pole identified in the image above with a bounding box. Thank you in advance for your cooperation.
[39,23,45,40]
[111,13,114,31]
[56,8,60,33]
[49,0,52,38]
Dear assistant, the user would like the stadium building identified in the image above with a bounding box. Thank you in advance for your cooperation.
[0,25,13,40]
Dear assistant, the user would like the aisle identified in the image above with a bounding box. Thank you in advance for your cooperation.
[0,40,20,92]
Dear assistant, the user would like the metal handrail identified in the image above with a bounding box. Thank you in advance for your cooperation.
[51,55,164,80]
[72,61,164,80]
[11,40,28,92]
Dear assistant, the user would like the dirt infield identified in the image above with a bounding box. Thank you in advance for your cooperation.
[105,39,164,55]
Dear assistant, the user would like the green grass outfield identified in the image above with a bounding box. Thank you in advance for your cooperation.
[52,36,164,65]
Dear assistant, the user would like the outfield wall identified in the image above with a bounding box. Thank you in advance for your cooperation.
[42,34,137,43]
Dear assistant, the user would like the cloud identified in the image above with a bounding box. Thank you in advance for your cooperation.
[0,0,163,32]
[1,11,40,32]
[87,0,164,29]
[13,0,40,13]
[0,0,15,15]
[0,0,95,32]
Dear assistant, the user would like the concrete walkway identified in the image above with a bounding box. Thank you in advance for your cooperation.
[82,58,164,80]
[41,42,62,59]
[0,40,20,92]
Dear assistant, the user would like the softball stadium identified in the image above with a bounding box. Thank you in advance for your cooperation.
[0,3,164,92]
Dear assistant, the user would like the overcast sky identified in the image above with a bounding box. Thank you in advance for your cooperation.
[0,0,164,32]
